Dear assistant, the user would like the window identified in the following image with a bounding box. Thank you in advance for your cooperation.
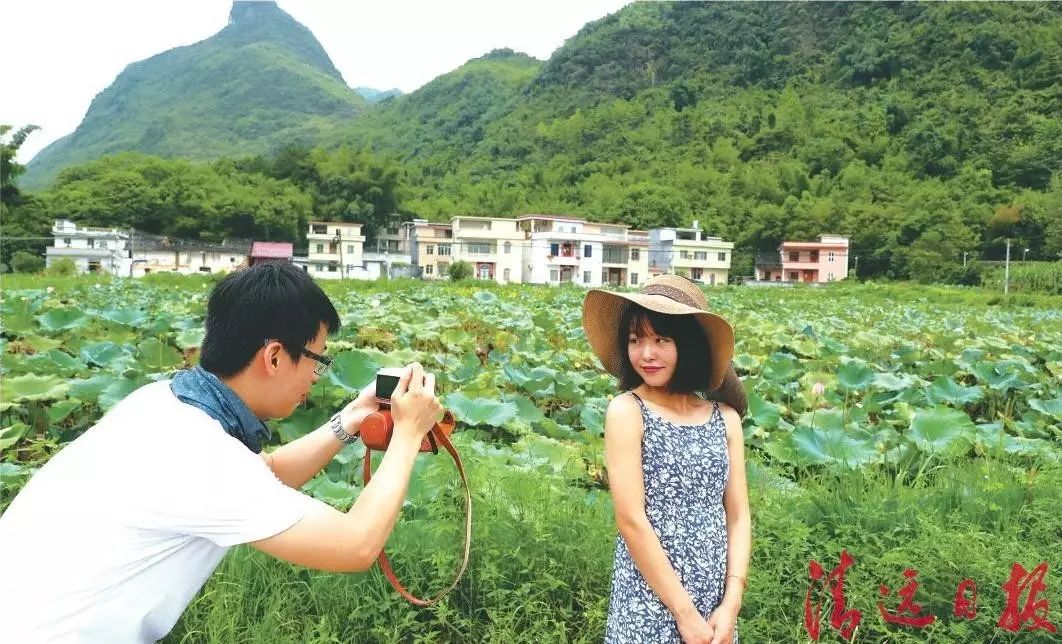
[550,269,559,282]
[63,238,71,247]
[98,241,107,249]
[316,244,324,254]
[550,243,559,256]
[438,244,452,256]
[694,251,707,260]
[504,241,512,254]
[680,250,690,259]
[789,251,799,262]
[347,245,355,254]
[504,268,511,282]
[583,270,591,283]
[425,264,434,275]
[630,273,639,286]
[584,245,592,258]
[426,245,434,255]
[631,248,640,261]
[87,239,95,249]
[810,251,819,262]
[386,227,399,235]
[312,224,327,234]
[198,266,211,273]
[789,272,799,280]
[315,264,323,272]
[828,251,836,262]
[692,268,703,280]
[828,272,835,281]
[718,252,726,262]
[327,264,337,272]
[467,243,492,255]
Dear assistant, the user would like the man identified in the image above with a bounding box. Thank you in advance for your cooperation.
[0,262,442,642]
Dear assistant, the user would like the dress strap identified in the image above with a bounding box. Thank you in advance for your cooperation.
[628,390,646,412]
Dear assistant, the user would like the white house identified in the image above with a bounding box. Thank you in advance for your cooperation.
[649,223,734,286]
[46,219,131,276]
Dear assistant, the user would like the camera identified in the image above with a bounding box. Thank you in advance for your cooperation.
[375,367,404,403]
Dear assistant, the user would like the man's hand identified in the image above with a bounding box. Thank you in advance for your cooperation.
[338,380,379,436]
[388,363,442,445]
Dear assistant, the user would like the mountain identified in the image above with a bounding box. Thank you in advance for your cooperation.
[22,0,364,190]
[355,87,404,103]
[333,2,1061,272]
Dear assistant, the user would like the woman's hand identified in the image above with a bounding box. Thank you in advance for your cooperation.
[707,601,740,644]
[677,609,715,644]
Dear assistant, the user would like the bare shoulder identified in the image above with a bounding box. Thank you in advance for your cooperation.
[605,393,643,438]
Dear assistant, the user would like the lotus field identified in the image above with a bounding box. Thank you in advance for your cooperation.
[2,276,1060,642]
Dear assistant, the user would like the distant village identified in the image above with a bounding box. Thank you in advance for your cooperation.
[46,216,851,287]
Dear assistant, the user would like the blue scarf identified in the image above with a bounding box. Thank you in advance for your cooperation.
[170,366,271,453]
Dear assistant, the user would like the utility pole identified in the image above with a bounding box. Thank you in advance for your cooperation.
[962,251,968,268]
[1004,238,1011,295]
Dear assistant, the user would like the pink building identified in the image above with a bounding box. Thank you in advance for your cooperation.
[756,235,849,283]
[248,241,294,266]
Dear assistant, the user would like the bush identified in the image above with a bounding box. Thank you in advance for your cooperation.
[10,251,45,274]
[44,258,77,277]
[448,260,473,281]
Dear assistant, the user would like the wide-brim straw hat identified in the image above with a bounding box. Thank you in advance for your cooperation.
[582,274,747,417]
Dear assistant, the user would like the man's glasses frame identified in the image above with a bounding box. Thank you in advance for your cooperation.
[264,339,333,377]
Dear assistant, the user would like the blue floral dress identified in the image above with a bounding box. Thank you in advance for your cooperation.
[605,392,737,643]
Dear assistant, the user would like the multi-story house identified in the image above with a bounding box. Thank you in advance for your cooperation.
[306,221,365,279]
[648,224,734,286]
[363,218,416,279]
[759,235,849,283]
[451,216,525,283]
[626,230,650,287]
[410,220,455,280]
[517,214,607,286]
[129,232,249,276]
[46,219,131,276]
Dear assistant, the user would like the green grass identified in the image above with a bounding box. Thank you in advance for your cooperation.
[161,453,1061,643]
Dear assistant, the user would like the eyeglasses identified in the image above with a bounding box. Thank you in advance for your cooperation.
[264,340,333,377]
[301,347,333,377]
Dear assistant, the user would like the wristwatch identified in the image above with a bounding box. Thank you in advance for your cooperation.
[330,412,358,445]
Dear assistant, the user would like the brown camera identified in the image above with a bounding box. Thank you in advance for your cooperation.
[359,408,456,453]
[358,369,469,606]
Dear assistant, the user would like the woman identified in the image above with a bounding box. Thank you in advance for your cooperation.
[582,274,751,644]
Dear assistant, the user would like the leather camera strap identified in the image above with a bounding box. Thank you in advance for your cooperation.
[361,424,472,606]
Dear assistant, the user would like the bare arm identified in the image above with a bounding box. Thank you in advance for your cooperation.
[605,394,712,641]
[708,404,751,644]
[249,364,442,572]
[263,379,381,489]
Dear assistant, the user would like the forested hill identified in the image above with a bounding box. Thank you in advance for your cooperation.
[13,2,1062,279]
[22,0,364,190]
[342,2,1061,276]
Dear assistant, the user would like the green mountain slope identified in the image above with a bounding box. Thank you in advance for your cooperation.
[23,0,364,190]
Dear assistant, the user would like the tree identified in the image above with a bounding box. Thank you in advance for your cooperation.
[1,124,50,267]
[10,250,44,273]
[447,260,473,281]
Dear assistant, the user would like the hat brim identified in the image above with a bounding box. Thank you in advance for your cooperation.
[582,289,744,415]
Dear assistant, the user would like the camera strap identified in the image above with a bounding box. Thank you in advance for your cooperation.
[361,424,472,606]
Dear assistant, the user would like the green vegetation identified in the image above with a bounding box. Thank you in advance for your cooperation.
[21,1,364,190]
[15,3,1062,281]
[2,276,1058,641]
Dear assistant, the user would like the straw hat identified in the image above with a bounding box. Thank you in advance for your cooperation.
[582,274,747,417]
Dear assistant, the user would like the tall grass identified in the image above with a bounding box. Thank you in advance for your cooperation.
[166,452,1061,643]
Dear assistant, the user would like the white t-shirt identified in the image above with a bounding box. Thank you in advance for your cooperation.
[0,381,321,643]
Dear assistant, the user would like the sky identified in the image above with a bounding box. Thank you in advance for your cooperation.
[6,0,632,164]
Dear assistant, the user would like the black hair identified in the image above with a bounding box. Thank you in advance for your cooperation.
[616,303,712,394]
[199,262,341,377]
